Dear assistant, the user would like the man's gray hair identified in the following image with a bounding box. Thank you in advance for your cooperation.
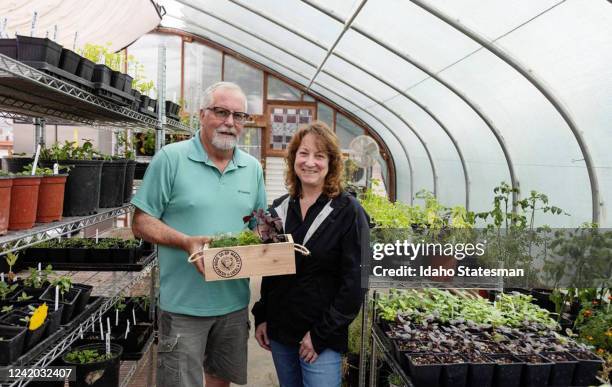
[202,81,248,112]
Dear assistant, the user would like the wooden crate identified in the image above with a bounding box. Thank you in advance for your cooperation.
[201,234,297,281]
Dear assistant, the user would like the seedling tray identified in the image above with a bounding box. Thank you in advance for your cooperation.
[46,250,156,271]
[21,60,95,92]
[91,81,135,106]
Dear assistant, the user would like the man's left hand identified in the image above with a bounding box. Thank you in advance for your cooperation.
[299,331,318,363]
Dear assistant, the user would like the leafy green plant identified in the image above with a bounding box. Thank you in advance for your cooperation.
[1,305,13,313]
[209,230,262,248]
[16,292,33,302]
[116,131,135,160]
[64,349,113,364]
[40,140,100,161]
[5,252,18,283]
[23,265,54,289]
[0,282,18,301]
[576,307,612,353]
[51,276,72,301]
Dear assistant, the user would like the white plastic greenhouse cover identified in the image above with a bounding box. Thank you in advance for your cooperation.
[157,0,612,228]
[0,1,161,51]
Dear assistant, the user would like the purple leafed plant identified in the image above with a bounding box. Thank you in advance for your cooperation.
[243,209,284,243]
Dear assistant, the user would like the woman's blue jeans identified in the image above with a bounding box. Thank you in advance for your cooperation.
[270,340,342,387]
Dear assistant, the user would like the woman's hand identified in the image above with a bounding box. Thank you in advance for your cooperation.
[255,322,271,351]
[299,331,318,363]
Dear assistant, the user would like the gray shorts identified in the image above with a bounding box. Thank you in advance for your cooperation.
[157,308,249,387]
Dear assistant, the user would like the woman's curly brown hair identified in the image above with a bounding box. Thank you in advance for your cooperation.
[285,121,344,198]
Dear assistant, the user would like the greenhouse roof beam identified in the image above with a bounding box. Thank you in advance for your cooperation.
[409,0,600,223]
[305,0,367,90]
[164,16,415,201]
[301,0,519,211]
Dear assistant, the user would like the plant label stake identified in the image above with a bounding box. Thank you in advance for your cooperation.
[98,316,104,340]
[37,263,41,287]
[132,308,136,325]
[53,163,59,175]
[105,332,111,356]
[0,273,4,282]
[45,30,48,38]
[125,320,130,339]
[72,31,78,51]
[106,317,111,336]
[79,326,83,339]
[95,229,99,244]
[54,286,59,311]
[53,25,57,41]
[30,11,37,37]
[115,308,118,326]
[32,144,41,176]
[0,18,7,39]
[92,316,96,332]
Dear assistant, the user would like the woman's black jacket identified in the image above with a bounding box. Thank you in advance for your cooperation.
[251,191,369,354]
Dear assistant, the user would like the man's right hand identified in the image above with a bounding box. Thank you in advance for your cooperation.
[255,322,271,351]
[183,235,211,276]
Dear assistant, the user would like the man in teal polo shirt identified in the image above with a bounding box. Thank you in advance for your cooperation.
[131,82,266,387]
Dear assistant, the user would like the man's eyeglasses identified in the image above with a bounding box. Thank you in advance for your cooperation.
[206,107,250,124]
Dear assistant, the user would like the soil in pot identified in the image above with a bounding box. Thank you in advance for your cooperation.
[0,176,13,235]
[0,324,27,365]
[489,354,524,387]
[462,352,495,387]
[123,160,136,202]
[8,176,42,230]
[437,353,468,387]
[41,160,103,216]
[518,354,553,387]
[99,159,126,208]
[407,353,441,387]
[39,286,82,325]
[62,342,123,387]
[36,174,67,223]
[543,351,578,386]
[2,157,33,173]
[570,350,604,386]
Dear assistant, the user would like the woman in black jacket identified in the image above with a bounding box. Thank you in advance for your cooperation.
[252,121,369,387]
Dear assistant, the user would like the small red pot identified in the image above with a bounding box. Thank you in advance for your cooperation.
[36,174,68,223]
[8,176,42,230]
[0,176,13,235]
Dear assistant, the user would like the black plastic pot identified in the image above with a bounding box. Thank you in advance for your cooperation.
[110,71,126,91]
[2,157,34,173]
[140,94,151,110]
[71,283,93,316]
[0,324,26,365]
[40,286,82,324]
[437,354,468,387]
[531,288,555,312]
[20,302,63,340]
[489,354,524,387]
[543,351,577,386]
[92,64,112,85]
[130,90,141,111]
[518,354,553,387]
[113,323,152,354]
[0,310,48,350]
[16,35,62,66]
[40,159,103,216]
[124,159,136,202]
[466,358,495,387]
[76,58,95,81]
[0,38,17,59]
[62,343,123,387]
[99,159,127,208]
[407,353,441,387]
[570,351,604,386]
[149,98,158,112]
[134,161,149,180]
[124,74,133,94]
[59,49,80,74]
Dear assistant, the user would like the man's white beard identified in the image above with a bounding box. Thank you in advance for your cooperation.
[211,126,238,150]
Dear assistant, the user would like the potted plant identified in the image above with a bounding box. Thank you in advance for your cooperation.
[0,303,49,350]
[58,48,81,75]
[407,353,441,387]
[191,209,304,281]
[5,252,19,283]
[0,171,13,235]
[1,153,34,173]
[21,302,63,340]
[62,343,123,387]
[39,140,103,216]
[21,265,54,298]
[16,35,62,67]
[0,324,27,365]
[39,276,82,324]
[0,281,18,308]
[543,351,578,386]
[116,131,137,202]
[8,171,42,230]
[22,164,68,223]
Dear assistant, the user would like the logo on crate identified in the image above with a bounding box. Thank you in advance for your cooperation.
[212,250,243,278]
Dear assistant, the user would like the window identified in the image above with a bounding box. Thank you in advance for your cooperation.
[335,113,364,149]
[223,56,263,115]
[267,76,301,100]
[317,103,334,129]
[184,41,222,116]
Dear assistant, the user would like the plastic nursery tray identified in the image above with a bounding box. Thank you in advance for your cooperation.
[43,250,156,272]
[91,81,135,106]
[20,60,95,92]
[0,324,65,368]
[60,296,105,331]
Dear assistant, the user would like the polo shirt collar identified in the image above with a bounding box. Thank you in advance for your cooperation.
[188,130,248,168]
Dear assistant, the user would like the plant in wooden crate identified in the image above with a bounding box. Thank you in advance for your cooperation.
[189,209,308,281]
